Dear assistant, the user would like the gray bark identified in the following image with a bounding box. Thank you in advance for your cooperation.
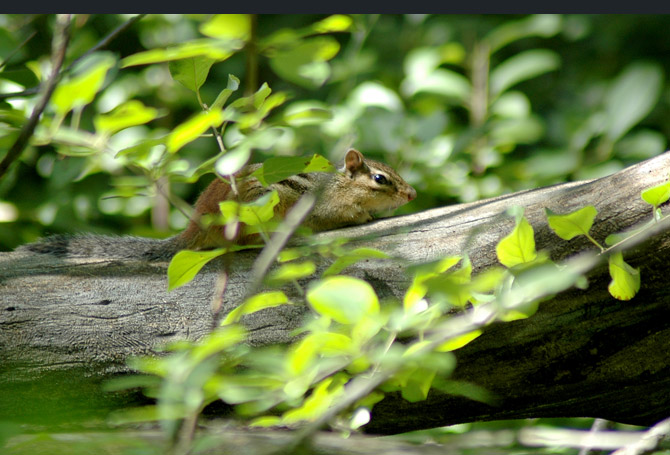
[2,151,670,433]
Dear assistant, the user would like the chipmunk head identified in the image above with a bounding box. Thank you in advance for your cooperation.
[341,148,416,214]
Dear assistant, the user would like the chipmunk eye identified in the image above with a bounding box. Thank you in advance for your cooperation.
[373,174,389,185]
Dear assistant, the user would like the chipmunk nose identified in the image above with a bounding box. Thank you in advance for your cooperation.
[407,187,417,201]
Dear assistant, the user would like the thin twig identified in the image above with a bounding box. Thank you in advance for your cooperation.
[578,418,611,455]
[611,416,670,455]
[245,193,316,299]
[0,14,71,179]
[0,14,146,102]
[0,30,37,71]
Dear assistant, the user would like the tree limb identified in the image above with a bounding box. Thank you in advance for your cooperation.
[0,14,71,179]
[2,152,670,432]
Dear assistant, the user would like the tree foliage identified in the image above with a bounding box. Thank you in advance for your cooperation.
[2,13,670,455]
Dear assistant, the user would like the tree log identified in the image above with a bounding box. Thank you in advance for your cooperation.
[2,151,670,432]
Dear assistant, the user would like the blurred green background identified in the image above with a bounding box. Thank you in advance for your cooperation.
[1,14,668,251]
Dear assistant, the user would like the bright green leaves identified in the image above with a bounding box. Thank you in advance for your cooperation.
[307,276,379,325]
[546,206,598,242]
[165,190,280,291]
[167,109,225,153]
[94,100,161,135]
[641,180,670,219]
[607,252,641,301]
[546,203,646,301]
[251,154,334,186]
[199,14,251,42]
[227,191,279,225]
[222,291,291,325]
[51,53,115,116]
[120,39,235,67]
[496,208,537,268]
[167,248,228,291]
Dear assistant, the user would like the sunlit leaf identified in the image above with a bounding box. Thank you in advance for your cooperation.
[608,251,640,301]
[167,248,227,291]
[546,206,598,241]
[120,39,235,67]
[94,100,161,135]
[237,190,280,225]
[436,330,482,352]
[222,291,290,325]
[282,375,346,424]
[496,214,537,268]
[641,180,670,207]
[167,109,224,153]
[200,14,250,41]
[51,53,115,115]
[307,276,379,324]
[267,261,317,284]
[311,15,352,33]
[215,147,250,176]
[169,56,216,92]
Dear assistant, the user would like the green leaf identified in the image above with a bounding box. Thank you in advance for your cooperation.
[230,82,272,110]
[400,367,436,402]
[267,261,317,285]
[94,100,161,135]
[311,15,352,33]
[496,215,537,268]
[120,39,235,67]
[282,376,346,424]
[222,291,290,325]
[486,14,562,54]
[169,56,216,92]
[237,190,280,225]
[546,206,598,241]
[215,147,250,176]
[436,330,482,352]
[604,62,663,142]
[641,180,670,207]
[199,14,251,41]
[211,74,241,110]
[608,252,641,301]
[51,53,115,115]
[284,101,333,126]
[167,248,228,291]
[307,276,379,325]
[268,36,340,88]
[252,154,334,186]
[115,136,166,160]
[490,49,560,97]
[167,109,224,153]
[323,248,389,276]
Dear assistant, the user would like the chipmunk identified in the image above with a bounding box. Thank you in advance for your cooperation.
[19,149,416,261]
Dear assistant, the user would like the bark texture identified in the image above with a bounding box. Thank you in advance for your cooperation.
[2,151,670,432]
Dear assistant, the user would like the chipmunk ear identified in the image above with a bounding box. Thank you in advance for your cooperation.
[344,148,365,174]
